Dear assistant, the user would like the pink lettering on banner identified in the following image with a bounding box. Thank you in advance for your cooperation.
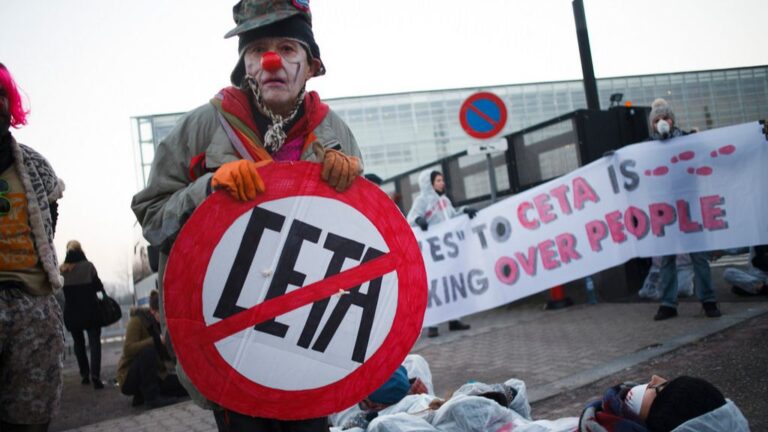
[649,202,676,236]
[701,195,728,230]
[515,247,538,276]
[517,202,539,230]
[676,200,703,233]
[624,206,650,240]
[555,233,581,264]
[573,177,599,210]
[605,210,627,243]
[495,256,520,285]
[585,220,608,252]
[550,184,572,215]
[538,239,560,270]
[534,193,557,224]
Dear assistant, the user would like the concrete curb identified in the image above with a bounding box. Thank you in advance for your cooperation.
[527,303,768,403]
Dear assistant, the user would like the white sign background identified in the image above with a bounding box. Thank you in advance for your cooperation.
[416,122,768,326]
[202,196,398,390]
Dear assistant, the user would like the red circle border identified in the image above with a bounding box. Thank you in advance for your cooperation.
[459,91,508,139]
[164,162,427,420]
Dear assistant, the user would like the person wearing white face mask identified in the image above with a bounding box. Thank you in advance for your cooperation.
[646,99,721,321]
[579,375,749,431]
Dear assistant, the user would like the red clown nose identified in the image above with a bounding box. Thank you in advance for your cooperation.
[261,52,282,72]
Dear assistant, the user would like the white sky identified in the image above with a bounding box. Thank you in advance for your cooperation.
[1,0,766,288]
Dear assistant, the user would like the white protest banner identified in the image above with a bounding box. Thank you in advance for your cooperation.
[164,162,427,419]
[416,122,768,327]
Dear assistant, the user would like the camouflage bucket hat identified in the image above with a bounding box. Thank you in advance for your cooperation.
[225,0,312,39]
[226,0,325,85]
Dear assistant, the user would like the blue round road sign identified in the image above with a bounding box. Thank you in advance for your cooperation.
[459,92,508,139]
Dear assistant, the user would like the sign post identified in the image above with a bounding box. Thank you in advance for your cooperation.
[163,162,427,420]
[459,92,509,203]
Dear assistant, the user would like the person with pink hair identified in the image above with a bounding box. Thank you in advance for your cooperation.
[0,62,66,431]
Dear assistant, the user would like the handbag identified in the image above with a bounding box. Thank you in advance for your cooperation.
[96,289,122,327]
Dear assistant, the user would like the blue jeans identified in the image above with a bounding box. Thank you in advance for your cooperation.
[659,251,715,307]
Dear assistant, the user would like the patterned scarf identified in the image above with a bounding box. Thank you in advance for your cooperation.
[210,86,329,162]
[579,384,648,432]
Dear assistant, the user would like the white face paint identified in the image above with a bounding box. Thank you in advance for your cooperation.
[243,37,319,116]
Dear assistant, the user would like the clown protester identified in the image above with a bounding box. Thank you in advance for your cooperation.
[406,169,476,338]
[0,63,66,430]
[131,1,362,430]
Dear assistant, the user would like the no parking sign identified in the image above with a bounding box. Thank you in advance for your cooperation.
[459,91,508,139]
[164,162,427,419]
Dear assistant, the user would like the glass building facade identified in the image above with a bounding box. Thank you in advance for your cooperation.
[132,65,768,186]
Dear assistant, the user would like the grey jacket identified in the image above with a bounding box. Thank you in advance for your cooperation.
[8,138,65,293]
[130,98,362,410]
[131,101,361,252]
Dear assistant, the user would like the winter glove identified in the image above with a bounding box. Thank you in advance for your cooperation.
[313,142,362,192]
[463,207,478,219]
[211,159,271,201]
[414,216,429,231]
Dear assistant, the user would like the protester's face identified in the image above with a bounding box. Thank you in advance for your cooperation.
[0,91,9,133]
[652,114,674,133]
[432,175,445,193]
[639,375,668,420]
[243,37,320,116]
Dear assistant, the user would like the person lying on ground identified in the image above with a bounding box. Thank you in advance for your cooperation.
[578,374,749,431]
[330,355,577,432]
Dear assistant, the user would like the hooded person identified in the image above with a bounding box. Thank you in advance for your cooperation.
[60,240,105,390]
[648,98,687,140]
[578,375,749,432]
[406,169,476,337]
[645,99,720,321]
[130,1,363,430]
[0,63,66,430]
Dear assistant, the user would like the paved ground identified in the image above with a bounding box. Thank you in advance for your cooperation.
[52,256,768,431]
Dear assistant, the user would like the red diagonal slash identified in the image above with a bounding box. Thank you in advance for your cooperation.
[200,252,398,345]
[468,103,500,128]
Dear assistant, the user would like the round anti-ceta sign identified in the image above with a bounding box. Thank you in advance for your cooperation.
[164,162,427,420]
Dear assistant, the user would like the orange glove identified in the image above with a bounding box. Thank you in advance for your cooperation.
[211,159,271,201]
[313,142,362,192]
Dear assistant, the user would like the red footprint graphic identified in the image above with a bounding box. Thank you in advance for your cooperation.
[671,150,695,164]
[711,144,736,158]
[687,166,713,176]
[645,166,669,176]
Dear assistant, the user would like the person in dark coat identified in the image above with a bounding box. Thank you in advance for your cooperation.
[117,290,187,409]
[60,240,104,389]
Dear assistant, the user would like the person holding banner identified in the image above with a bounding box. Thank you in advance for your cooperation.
[406,169,476,337]
[647,99,721,321]
[131,1,362,430]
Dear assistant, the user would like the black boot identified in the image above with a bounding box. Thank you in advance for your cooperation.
[448,320,471,331]
[703,302,722,318]
[654,306,678,321]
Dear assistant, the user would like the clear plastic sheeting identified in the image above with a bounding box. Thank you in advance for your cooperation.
[671,400,750,432]
[403,354,435,395]
[368,413,439,432]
